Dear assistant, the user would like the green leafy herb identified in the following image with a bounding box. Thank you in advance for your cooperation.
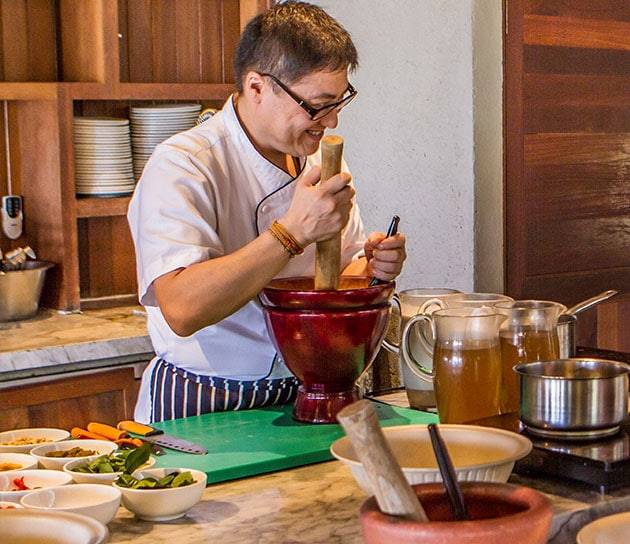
[70,444,152,475]
[114,470,196,490]
[124,444,151,473]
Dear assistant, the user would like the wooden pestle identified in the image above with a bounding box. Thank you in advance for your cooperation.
[337,400,429,521]
[314,135,344,290]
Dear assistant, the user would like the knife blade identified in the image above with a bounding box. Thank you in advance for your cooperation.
[117,421,208,455]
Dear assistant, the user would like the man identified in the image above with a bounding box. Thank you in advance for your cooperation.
[128,1,406,423]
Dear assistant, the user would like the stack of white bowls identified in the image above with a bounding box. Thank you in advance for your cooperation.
[73,117,135,197]
[130,103,201,180]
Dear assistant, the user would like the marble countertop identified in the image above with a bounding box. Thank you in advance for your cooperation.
[0,306,153,380]
[105,392,630,543]
[106,457,630,544]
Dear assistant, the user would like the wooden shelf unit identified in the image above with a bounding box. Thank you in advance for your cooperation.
[0,0,271,310]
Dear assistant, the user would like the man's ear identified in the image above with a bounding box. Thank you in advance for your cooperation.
[243,71,265,104]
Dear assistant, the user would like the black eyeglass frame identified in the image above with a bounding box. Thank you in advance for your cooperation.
[260,72,357,121]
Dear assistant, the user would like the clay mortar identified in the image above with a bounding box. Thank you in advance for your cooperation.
[260,276,394,423]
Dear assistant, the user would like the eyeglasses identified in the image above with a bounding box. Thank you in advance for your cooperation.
[261,73,357,121]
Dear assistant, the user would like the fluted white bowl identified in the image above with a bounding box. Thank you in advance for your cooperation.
[330,424,532,494]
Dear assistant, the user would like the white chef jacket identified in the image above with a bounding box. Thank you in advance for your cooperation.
[127,97,367,422]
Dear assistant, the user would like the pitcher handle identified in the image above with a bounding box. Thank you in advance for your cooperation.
[401,314,435,383]
[418,297,447,316]
[381,294,402,355]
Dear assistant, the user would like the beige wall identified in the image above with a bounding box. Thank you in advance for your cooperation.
[311,0,504,293]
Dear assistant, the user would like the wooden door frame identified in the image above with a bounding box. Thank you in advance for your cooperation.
[503,0,526,298]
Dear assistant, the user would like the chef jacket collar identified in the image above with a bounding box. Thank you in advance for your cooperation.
[223,95,305,194]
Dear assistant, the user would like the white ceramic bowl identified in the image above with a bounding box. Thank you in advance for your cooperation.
[0,452,38,472]
[577,511,630,544]
[0,509,108,543]
[31,440,117,470]
[0,469,73,502]
[330,424,532,494]
[63,455,156,485]
[0,500,24,509]
[113,467,207,521]
[0,428,70,454]
[21,483,121,525]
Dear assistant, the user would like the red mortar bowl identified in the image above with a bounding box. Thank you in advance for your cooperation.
[260,276,394,423]
[360,482,552,544]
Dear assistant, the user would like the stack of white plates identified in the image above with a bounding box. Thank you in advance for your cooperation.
[73,117,135,197]
[130,103,201,180]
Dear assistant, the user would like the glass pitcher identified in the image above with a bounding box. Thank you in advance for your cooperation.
[494,300,567,413]
[402,307,505,424]
[382,288,462,410]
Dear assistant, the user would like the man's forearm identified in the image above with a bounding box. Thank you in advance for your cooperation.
[154,230,292,336]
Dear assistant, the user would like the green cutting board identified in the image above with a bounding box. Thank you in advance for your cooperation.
[152,401,438,484]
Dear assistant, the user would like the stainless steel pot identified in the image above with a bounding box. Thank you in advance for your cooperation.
[557,290,618,358]
[0,261,53,321]
[515,358,629,436]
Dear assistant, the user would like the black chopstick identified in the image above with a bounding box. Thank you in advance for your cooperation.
[428,423,469,521]
[369,215,400,287]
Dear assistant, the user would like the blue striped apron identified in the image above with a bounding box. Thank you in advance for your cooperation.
[149,359,300,423]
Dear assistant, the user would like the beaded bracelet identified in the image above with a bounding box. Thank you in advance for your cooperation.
[269,220,304,257]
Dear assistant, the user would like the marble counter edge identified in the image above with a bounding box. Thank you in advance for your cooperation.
[0,334,154,372]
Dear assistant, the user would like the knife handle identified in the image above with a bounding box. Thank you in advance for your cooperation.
[117,420,164,437]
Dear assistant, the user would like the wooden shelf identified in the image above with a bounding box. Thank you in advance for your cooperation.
[76,196,131,218]
[0,0,271,311]
[0,83,59,100]
[65,82,233,101]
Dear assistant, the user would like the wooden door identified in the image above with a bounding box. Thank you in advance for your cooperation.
[504,0,630,307]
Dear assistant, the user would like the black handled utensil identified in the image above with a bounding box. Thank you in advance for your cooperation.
[369,215,400,287]
[428,423,469,521]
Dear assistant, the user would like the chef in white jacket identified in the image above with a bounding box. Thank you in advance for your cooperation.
[127,1,407,423]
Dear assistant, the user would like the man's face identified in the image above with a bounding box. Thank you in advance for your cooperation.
[258,69,350,158]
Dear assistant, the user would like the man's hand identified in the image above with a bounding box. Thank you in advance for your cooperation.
[281,165,355,247]
[364,231,407,282]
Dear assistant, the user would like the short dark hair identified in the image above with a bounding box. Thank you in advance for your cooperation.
[234,1,358,92]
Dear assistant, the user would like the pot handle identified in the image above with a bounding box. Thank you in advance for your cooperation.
[381,294,402,355]
[401,314,435,383]
[566,290,618,316]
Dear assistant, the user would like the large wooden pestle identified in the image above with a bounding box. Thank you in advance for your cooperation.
[314,135,344,290]
[337,400,429,521]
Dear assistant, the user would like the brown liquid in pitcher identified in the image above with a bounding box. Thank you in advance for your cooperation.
[433,343,502,424]
[500,330,559,413]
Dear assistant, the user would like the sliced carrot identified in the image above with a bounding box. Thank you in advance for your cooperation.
[114,437,144,448]
[87,422,128,441]
[71,427,111,441]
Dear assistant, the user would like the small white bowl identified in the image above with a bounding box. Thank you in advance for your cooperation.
[21,483,121,525]
[0,428,70,454]
[113,467,207,521]
[0,469,73,502]
[577,511,630,544]
[0,452,38,472]
[0,500,24,509]
[31,440,117,470]
[0,508,108,543]
[63,455,156,485]
[331,424,532,494]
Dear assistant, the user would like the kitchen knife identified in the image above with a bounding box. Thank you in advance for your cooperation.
[117,421,208,455]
